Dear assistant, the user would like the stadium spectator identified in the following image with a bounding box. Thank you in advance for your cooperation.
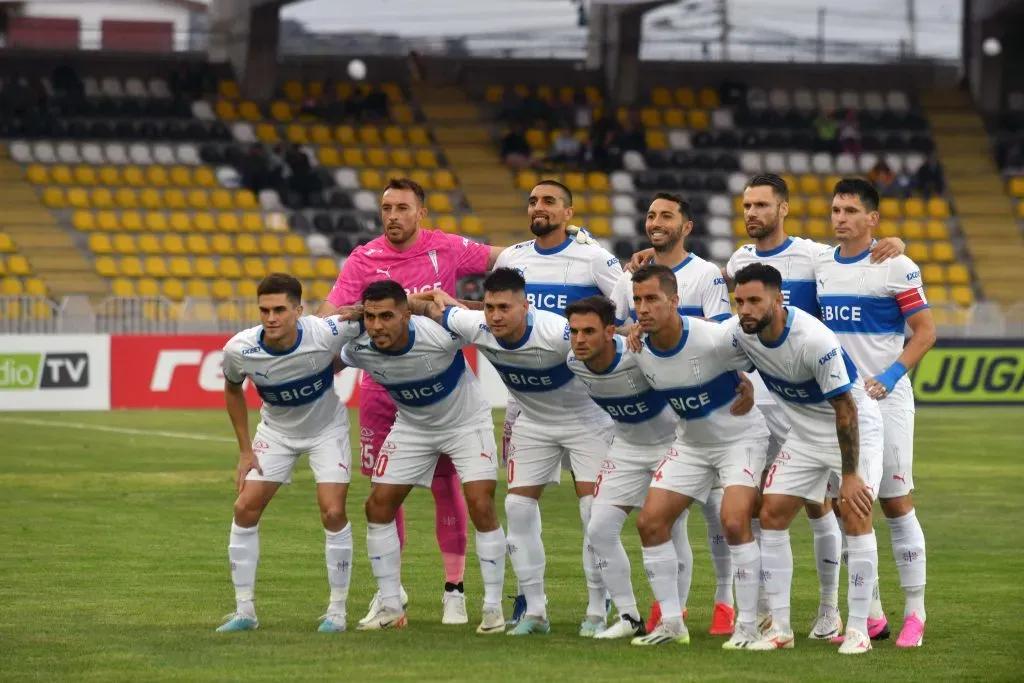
[51,59,83,98]
[546,128,583,166]
[838,109,862,155]
[364,84,390,121]
[868,160,898,197]
[615,112,647,154]
[1002,140,1024,173]
[501,125,535,170]
[913,154,945,198]
[814,108,839,153]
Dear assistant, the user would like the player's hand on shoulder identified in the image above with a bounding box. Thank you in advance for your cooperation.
[236,448,263,493]
[625,323,643,352]
[869,237,905,263]
[626,247,655,272]
[730,372,755,416]
[336,304,364,321]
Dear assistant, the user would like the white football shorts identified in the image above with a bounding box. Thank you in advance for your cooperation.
[246,421,352,485]
[371,419,498,488]
[506,417,613,487]
[650,438,767,504]
[593,437,673,508]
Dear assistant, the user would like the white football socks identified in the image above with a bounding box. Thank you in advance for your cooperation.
[702,489,734,606]
[751,517,769,616]
[730,540,761,634]
[887,509,927,620]
[366,521,402,612]
[587,505,639,620]
[760,528,793,633]
[809,513,841,610]
[670,509,693,613]
[228,521,259,615]
[846,531,879,636]
[578,495,607,618]
[505,494,547,619]
[475,527,507,611]
[325,523,353,615]
[642,541,681,622]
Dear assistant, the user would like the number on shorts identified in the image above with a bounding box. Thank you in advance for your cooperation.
[360,443,374,471]
[593,472,604,498]
[764,462,779,489]
[507,459,515,484]
[375,453,389,478]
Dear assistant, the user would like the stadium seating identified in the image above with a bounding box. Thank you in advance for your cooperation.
[481,82,975,309]
[995,90,1024,225]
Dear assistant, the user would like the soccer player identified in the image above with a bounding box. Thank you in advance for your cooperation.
[563,296,683,640]
[818,178,936,647]
[494,179,623,626]
[622,265,768,648]
[726,173,905,639]
[337,280,507,633]
[412,269,616,637]
[728,263,884,654]
[612,192,738,635]
[317,177,501,625]
[217,273,365,633]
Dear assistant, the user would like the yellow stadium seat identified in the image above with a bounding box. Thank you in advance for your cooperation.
[258,234,283,254]
[184,190,207,210]
[428,193,453,214]
[390,149,414,168]
[114,188,138,209]
[646,131,668,150]
[74,165,97,185]
[805,218,831,239]
[640,108,662,128]
[573,196,589,214]
[208,190,231,211]
[120,256,143,277]
[218,81,239,100]
[877,219,901,239]
[123,166,145,186]
[359,126,382,146]
[921,263,946,285]
[99,166,120,185]
[211,234,234,255]
[237,280,259,299]
[661,109,684,128]
[146,212,169,232]
[733,218,747,237]
[0,276,23,295]
[138,188,161,210]
[138,234,162,255]
[311,124,332,145]
[72,211,95,231]
[266,257,289,273]
[95,256,117,278]
[787,196,806,218]
[587,172,610,192]
[674,88,696,108]
[26,164,48,184]
[113,234,138,255]
[243,258,265,279]
[906,242,930,262]
[219,257,242,279]
[90,188,115,209]
[215,100,237,120]
[286,124,308,145]
[188,212,211,232]
[462,216,486,237]
[162,234,185,255]
[689,110,710,130]
[360,169,383,190]
[66,187,89,209]
[94,211,117,232]
[381,126,405,146]
[435,215,457,233]
[415,150,439,169]
[393,104,415,125]
[283,81,304,101]
[563,172,586,193]
[24,278,46,297]
[587,217,612,238]
[780,174,798,194]
[947,263,970,285]
[194,257,217,278]
[238,213,261,233]
[185,279,211,299]
[170,167,192,187]
[161,279,185,301]
[334,125,357,145]
[365,148,388,168]
[732,195,746,216]
[194,168,216,188]
[145,166,168,187]
[318,147,340,167]
[168,256,192,278]
[927,285,948,305]
[824,175,842,192]
[163,188,186,210]
[927,198,950,219]
[7,255,30,276]
[232,190,256,211]
[49,165,72,184]
[144,256,168,277]
[216,302,242,323]
[407,169,431,190]
[807,197,831,217]
[292,258,315,279]
[484,84,504,104]
[270,100,293,122]
[315,258,338,278]
[89,233,113,254]
[408,127,430,147]
[798,174,822,196]
[344,148,366,167]
[111,278,135,298]
[902,220,925,240]
[428,169,454,191]
[926,220,950,241]
[284,234,307,256]
[42,187,65,208]
[255,123,280,143]
[235,234,258,255]
[211,278,235,299]
[119,212,141,232]
[651,87,673,107]
[589,195,612,215]
[1008,176,1024,197]
[517,170,540,191]
[186,234,210,256]
[903,198,925,219]
[932,242,955,263]
[951,285,974,307]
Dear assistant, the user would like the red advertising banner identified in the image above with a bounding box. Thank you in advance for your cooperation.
[109,335,481,410]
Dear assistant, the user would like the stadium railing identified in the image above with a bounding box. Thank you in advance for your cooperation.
[2,295,1023,338]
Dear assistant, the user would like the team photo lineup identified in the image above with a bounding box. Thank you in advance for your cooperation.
[219,172,934,654]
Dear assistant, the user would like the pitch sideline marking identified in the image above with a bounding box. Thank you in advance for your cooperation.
[0,417,235,443]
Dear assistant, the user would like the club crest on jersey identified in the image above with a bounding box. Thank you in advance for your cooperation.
[689,358,702,384]
[428,249,439,275]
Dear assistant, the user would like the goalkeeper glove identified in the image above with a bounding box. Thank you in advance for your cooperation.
[566,225,598,246]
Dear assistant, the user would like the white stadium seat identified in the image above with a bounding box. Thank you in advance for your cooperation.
[709,238,734,262]
[768,88,790,110]
[82,143,105,165]
[622,150,646,172]
[306,232,332,256]
[858,152,879,174]
[610,170,634,192]
[612,194,635,215]
[863,91,885,113]
[746,88,768,111]
[707,216,731,237]
[787,152,811,174]
[259,189,283,211]
[216,165,241,189]
[611,216,635,237]
[740,152,763,174]
[149,78,171,99]
[793,89,815,111]
[811,152,834,174]
[124,78,147,98]
[887,90,910,112]
[57,142,81,164]
[84,77,101,98]
[903,152,926,174]
[192,101,216,121]
[153,144,175,166]
[129,143,152,166]
[10,140,32,164]
[727,172,748,195]
[231,122,256,144]
[764,152,787,174]
[34,142,56,164]
[334,168,360,190]
[353,190,377,213]
[835,153,857,175]
[176,144,200,165]
[105,143,128,165]
[711,108,734,130]
[816,89,837,112]
[708,195,733,217]
[668,130,692,150]
[101,77,123,98]
[839,90,860,110]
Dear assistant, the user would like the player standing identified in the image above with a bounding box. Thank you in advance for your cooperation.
[494,180,623,628]
[413,269,616,637]
[728,263,884,654]
[623,265,767,648]
[318,178,502,625]
[818,179,935,647]
[726,173,904,639]
[338,280,507,633]
[217,274,364,633]
[612,192,738,635]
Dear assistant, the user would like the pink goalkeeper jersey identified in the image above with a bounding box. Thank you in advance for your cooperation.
[326,228,491,392]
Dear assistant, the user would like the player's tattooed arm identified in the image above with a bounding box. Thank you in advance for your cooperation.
[828,391,860,474]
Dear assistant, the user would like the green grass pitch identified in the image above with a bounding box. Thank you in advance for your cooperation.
[0,407,1021,682]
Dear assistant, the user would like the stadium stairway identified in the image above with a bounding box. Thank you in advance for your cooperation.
[923,89,1024,307]
[0,154,107,299]
[413,85,525,243]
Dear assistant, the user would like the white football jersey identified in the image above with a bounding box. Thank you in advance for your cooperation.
[567,335,679,446]
[815,249,929,411]
[340,316,492,430]
[222,315,362,438]
[633,316,768,447]
[442,306,612,427]
[494,237,622,314]
[727,236,829,316]
[611,253,732,326]
[727,307,866,447]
